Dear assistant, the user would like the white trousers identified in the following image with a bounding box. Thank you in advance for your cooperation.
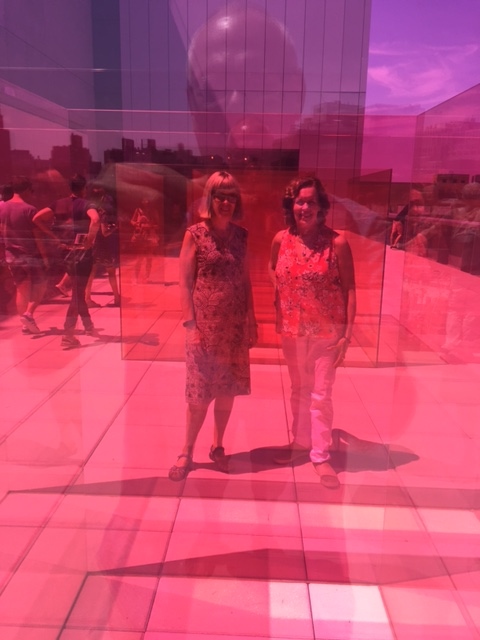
[282,335,337,463]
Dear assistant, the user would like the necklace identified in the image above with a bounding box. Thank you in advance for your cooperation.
[208,221,233,247]
[296,230,329,259]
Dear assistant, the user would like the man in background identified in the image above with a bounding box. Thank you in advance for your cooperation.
[0,176,46,334]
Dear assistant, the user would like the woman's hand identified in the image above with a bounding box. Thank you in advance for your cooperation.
[328,336,351,367]
[185,324,202,346]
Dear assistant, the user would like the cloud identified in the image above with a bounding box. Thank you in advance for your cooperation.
[370,42,478,60]
[368,64,452,99]
[367,42,480,108]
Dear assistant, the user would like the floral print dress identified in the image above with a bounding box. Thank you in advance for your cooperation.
[185,222,251,404]
[275,228,346,340]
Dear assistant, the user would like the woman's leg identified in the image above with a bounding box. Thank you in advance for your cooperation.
[84,263,97,303]
[145,253,153,280]
[281,336,313,449]
[64,273,80,334]
[212,395,234,448]
[77,272,93,329]
[175,402,209,467]
[106,266,120,302]
[15,278,30,316]
[76,259,93,330]
[308,339,337,463]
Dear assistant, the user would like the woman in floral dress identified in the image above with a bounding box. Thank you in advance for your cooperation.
[269,176,356,488]
[169,171,257,481]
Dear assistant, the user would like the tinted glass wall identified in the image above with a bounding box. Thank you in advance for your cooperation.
[0,0,382,365]
[2,1,480,638]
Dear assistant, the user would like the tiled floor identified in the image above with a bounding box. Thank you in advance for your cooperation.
[0,252,479,639]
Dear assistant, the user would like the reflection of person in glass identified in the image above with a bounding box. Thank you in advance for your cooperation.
[85,184,120,307]
[169,171,258,481]
[269,177,356,488]
[58,176,99,348]
[390,204,408,249]
[130,198,158,283]
[1,176,47,335]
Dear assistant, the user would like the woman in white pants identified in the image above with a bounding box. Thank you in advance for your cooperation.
[269,176,356,488]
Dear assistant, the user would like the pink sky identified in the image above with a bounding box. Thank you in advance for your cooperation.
[366,0,480,114]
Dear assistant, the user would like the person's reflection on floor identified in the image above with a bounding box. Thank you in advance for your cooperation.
[269,176,356,489]
[169,171,258,481]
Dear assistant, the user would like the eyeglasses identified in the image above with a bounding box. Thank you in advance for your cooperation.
[294,199,318,209]
[213,192,238,204]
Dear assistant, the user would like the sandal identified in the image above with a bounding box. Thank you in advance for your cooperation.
[168,454,192,481]
[209,446,230,473]
[313,461,340,489]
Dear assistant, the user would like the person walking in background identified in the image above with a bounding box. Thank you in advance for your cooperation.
[85,184,120,307]
[169,171,258,481]
[34,175,100,348]
[269,176,356,488]
[1,176,47,335]
[130,198,158,284]
[34,183,78,299]
[390,204,408,249]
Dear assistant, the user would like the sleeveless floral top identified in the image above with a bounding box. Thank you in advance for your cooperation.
[275,228,345,339]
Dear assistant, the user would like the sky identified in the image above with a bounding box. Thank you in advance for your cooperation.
[366,0,480,114]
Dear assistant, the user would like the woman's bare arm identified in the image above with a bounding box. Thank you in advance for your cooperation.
[84,207,100,249]
[179,230,197,324]
[329,233,356,366]
[268,230,284,286]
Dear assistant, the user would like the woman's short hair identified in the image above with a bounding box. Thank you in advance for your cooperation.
[283,176,330,232]
[199,170,243,220]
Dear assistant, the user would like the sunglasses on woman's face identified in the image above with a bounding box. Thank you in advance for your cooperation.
[213,192,238,204]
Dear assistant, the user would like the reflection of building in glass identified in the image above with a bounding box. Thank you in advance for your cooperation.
[413,83,480,183]
[0,112,12,181]
[0,0,370,190]
[51,134,95,179]
[435,174,469,200]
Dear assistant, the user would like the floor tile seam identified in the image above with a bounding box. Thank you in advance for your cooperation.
[1,518,437,540]
[426,525,480,571]
[0,330,64,378]
[0,490,71,599]
[54,571,90,637]
[15,521,177,534]
[121,308,171,360]
[442,577,480,638]
[338,384,386,444]
[1,390,152,528]
[380,580,480,639]
[170,523,304,540]
[377,583,402,640]
[142,490,185,635]
[277,363,304,511]
[0,353,108,445]
[0,381,84,447]
[395,476,478,510]
[59,398,146,487]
